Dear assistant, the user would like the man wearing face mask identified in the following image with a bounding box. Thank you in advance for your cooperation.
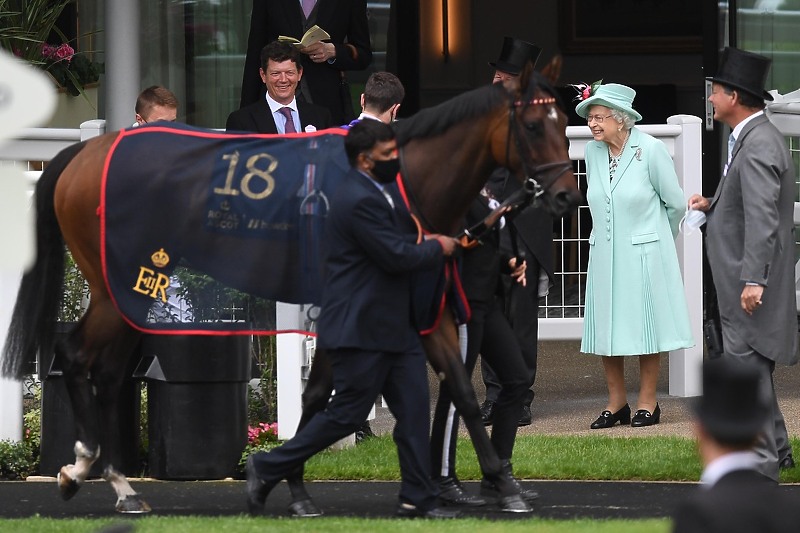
[245,120,461,519]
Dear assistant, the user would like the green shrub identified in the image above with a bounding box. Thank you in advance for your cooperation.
[0,439,36,480]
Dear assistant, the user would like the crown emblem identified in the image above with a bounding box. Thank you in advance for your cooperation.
[151,248,170,268]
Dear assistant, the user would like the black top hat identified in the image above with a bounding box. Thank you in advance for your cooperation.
[694,359,768,442]
[706,47,773,102]
[489,37,542,76]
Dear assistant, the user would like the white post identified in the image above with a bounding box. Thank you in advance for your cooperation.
[0,271,23,442]
[667,115,704,397]
[276,302,306,440]
[104,0,140,131]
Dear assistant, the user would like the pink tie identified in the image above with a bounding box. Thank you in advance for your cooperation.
[279,107,297,133]
[302,0,316,18]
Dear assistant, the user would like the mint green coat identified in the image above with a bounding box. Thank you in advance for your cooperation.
[580,127,694,356]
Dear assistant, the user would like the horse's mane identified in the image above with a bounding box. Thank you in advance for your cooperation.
[394,83,507,145]
[394,71,562,146]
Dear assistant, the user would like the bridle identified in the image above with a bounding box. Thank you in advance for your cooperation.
[397,85,573,235]
[506,92,573,206]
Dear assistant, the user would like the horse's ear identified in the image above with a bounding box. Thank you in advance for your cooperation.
[539,54,563,86]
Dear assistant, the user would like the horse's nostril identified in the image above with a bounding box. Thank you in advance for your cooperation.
[553,191,580,217]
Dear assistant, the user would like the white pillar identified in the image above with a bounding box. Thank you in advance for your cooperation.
[668,115,704,397]
[276,303,306,440]
[104,0,140,131]
[0,270,24,442]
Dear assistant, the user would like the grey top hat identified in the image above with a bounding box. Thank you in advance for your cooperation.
[694,359,769,442]
[706,47,774,102]
[488,37,542,76]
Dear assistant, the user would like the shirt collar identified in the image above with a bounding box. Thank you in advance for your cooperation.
[358,112,383,123]
[357,169,384,192]
[700,451,761,488]
[265,92,298,114]
[731,110,764,141]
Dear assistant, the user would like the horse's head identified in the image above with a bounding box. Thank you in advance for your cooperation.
[493,57,581,218]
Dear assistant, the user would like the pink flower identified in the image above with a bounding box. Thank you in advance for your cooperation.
[42,43,74,63]
[581,87,590,100]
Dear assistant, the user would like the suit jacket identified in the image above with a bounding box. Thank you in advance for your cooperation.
[672,469,800,532]
[316,168,444,352]
[240,0,372,124]
[705,114,798,365]
[225,98,333,133]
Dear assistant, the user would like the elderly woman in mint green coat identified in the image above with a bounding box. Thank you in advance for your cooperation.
[575,83,694,429]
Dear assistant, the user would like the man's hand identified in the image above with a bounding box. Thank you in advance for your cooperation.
[301,42,335,63]
[427,234,459,256]
[741,284,764,316]
[687,194,710,212]
[509,257,527,286]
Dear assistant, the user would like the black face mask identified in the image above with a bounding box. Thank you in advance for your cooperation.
[370,157,400,184]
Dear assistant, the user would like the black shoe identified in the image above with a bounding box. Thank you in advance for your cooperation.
[480,460,539,503]
[631,403,661,427]
[480,400,495,426]
[287,498,323,517]
[396,502,461,518]
[780,456,796,470]
[245,456,272,516]
[355,420,376,444]
[437,476,487,507]
[518,404,532,427]
[590,403,631,429]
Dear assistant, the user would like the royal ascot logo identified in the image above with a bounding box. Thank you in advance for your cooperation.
[132,248,171,302]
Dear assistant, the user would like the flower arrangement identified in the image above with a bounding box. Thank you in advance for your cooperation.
[39,42,102,96]
[0,0,103,97]
[238,422,279,472]
[571,79,603,102]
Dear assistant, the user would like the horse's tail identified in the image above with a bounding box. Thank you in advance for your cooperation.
[1,141,87,380]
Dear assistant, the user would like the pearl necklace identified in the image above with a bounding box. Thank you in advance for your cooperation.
[608,131,630,180]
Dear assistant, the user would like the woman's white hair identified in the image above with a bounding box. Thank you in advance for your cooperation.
[610,108,636,130]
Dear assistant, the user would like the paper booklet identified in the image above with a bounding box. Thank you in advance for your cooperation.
[278,25,331,48]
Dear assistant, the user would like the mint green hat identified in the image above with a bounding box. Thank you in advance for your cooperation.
[575,82,642,122]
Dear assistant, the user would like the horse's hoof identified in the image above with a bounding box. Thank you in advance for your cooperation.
[497,494,533,513]
[57,467,80,501]
[288,498,323,517]
[115,494,152,514]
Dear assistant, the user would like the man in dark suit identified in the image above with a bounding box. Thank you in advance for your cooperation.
[688,47,798,481]
[226,40,332,134]
[245,120,460,519]
[239,0,372,125]
[479,37,551,428]
[672,359,800,532]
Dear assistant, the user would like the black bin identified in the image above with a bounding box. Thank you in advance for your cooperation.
[138,335,250,480]
[38,324,141,478]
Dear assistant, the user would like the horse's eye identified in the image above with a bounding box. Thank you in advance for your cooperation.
[524,121,543,136]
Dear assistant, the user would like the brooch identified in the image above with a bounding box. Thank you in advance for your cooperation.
[634,148,642,161]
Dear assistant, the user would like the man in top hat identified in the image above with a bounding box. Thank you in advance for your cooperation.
[688,47,798,481]
[671,359,800,532]
[479,36,553,429]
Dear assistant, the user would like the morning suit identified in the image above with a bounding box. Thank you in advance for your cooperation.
[672,469,800,532]
[225,98,332,133]
[581,127,694,355]
[240,0,372,124]
[249,167,444,511]
[704,113,798,479]
[482,168,554,405]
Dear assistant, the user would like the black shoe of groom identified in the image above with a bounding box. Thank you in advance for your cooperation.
[480,400,495,426]
[396,502,462,518]
[518,404,533,427]
[437,476,487,506]
[245,455,275,516]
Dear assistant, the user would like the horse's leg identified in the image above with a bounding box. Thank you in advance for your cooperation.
[57,298,150,513]
[283,347,333,516]
[422,310,530,512]
[91,326,150,513]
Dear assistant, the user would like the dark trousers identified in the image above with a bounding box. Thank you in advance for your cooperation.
[483,263,540,406]
[430,297,530,478]
[251,347,437,510]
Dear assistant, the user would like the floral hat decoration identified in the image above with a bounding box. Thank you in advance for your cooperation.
[572,80,643,122]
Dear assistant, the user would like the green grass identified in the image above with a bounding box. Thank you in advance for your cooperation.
[304,434,800,483]
[0,516,671,533]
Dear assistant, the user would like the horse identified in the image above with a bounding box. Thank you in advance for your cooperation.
[1,56,580,514]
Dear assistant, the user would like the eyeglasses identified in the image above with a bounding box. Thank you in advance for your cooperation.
[586,114,614,124]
